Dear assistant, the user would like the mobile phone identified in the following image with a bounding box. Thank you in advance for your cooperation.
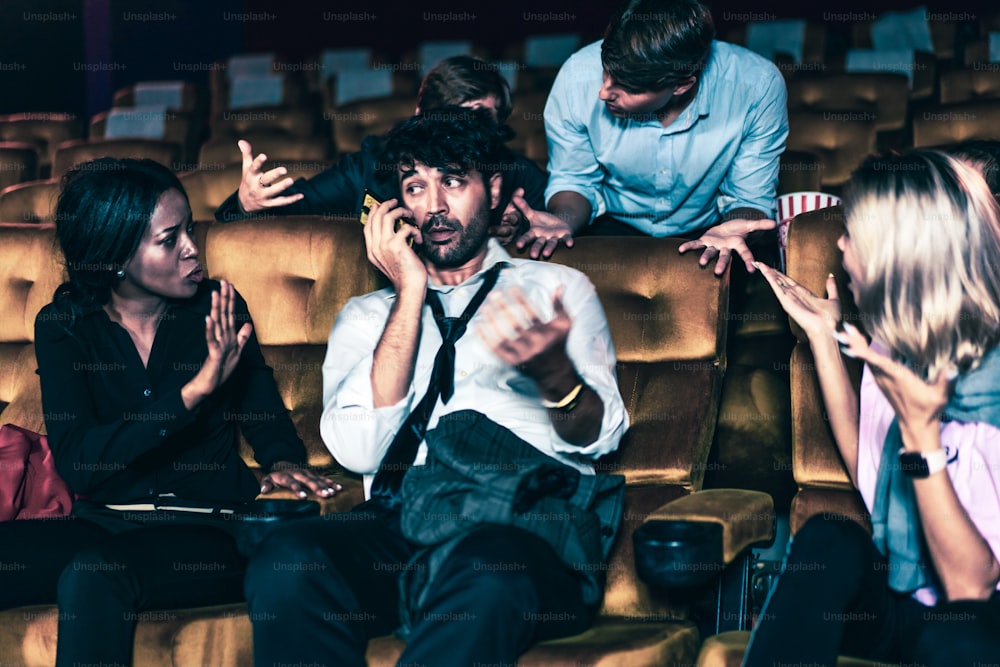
[360,189,416,245]
[359,190,379,226]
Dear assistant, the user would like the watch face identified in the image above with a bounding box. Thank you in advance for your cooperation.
[899,451,930,478]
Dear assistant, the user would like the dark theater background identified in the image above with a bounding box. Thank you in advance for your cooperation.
[0,0,994,118]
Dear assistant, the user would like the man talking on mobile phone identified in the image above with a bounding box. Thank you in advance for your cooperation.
[243,107,628,666]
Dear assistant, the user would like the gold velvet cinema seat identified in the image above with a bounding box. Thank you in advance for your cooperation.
[0,218,772,666]
[911,99,1000,147]
[52,139,183,178]
[89,108,201,167]
[786,72,910,135]
[938,68,1000,105]
[0,179,60,224]
[695,207,874,667]
[786,110,877,188]
[196,133,333,168]
[0,142,40,192]
[178,161,331,221]
[0,113,83,178]
[328,95,414,154]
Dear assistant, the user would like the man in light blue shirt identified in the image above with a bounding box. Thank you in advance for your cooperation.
[514,0,788,274]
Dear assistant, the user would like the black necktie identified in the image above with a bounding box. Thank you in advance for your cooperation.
[369,263,502,510]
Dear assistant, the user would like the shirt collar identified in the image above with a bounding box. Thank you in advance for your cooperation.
[429,239,513,295]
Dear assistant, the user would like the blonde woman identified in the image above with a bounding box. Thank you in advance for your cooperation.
[745,150,1000,665]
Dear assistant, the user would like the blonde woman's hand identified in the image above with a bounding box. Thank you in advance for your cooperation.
[835,323,951,448]
[755,261,841,341]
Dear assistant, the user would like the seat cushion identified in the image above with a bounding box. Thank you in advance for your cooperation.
[0,603,254,667]
[697,630,883,666]
[366,618,700,667]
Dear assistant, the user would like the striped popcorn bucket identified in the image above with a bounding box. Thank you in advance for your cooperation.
[777,191,842,270]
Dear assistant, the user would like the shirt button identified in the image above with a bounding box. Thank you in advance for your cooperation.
[159,429,167,437]
[660,169,667,174]
[459,370,468,378]
[143,388,152,397]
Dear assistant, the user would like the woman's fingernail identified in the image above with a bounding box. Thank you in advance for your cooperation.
[843,322,859,336]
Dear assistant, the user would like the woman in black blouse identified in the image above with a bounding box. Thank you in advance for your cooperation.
[0,158,338,666]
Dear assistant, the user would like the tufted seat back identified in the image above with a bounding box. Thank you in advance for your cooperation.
[786,73,909,133]
[0,179,60,224]
[0,224,66,434]
[911,100,1000,148]
[787,110,877,187]
[783,207,869,533]
[328,96,414,154]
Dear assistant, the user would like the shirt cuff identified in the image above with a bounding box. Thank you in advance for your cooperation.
[545,184,604,225]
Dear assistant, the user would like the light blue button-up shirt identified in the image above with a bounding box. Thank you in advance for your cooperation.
[544,40,788,237]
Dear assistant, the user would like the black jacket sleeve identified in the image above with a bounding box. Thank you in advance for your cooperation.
[214,149,372,222]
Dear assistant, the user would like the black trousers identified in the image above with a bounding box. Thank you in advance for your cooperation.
[744,515,1000,666]
[244,508,594,667]
[0,513,247,667]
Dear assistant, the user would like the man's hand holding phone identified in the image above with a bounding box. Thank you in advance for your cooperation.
[362,196,427,293]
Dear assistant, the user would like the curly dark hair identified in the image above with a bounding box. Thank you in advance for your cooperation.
[375,106,515,199]
[602,0,715,92]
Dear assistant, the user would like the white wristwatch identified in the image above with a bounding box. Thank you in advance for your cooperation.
[898,448,948,478]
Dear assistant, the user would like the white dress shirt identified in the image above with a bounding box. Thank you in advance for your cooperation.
[320,240,628,497]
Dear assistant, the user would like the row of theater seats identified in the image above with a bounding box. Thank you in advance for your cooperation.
[0,207,878,666]
[1,82,997,202]
[0,217,778,666]
[2,61,999,203]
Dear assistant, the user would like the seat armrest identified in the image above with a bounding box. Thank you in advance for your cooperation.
[634,489,774,588]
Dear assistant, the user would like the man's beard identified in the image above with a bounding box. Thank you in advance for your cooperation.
[416,202,492,269]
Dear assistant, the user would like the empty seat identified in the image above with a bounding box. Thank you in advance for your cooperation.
[0,142,40,191]
[178,161,331,221]
[938,68,1000,104]
[0,113,83,176]
[911,100,1000,147]
[210,106,322,141]
[328,96,414,154]
[849,10,956,62]
[777,150,823,195]
[841,48,937,102]
[0,179,59,223]
[209,54,309,121]
[786,73,909,133]
[112,81,206,114]
[52,139,182,177]
[727,20,827,70]
[90,108,200,165]
[197,134,332,170]
[786,111,877,187]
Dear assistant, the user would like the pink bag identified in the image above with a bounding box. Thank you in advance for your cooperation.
[0,423,73,521]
